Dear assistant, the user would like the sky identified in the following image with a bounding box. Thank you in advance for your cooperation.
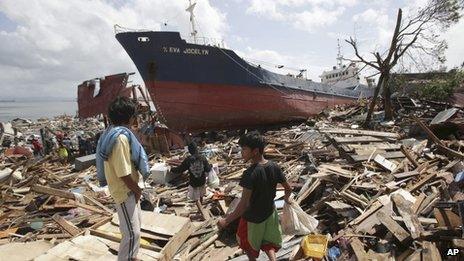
[0,0,463,99]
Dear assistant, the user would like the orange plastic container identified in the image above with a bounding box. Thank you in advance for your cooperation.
[301,234,328,259]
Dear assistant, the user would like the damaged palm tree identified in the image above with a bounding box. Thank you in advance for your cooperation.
[345,0,462,126]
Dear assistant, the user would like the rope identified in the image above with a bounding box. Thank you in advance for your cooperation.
[214,46,290,96]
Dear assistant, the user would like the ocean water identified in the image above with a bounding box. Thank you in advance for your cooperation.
[0,101,78,122]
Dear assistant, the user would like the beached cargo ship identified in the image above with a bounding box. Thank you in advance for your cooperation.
[115,3,372,132]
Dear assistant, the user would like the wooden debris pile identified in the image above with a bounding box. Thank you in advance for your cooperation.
[1,102,464,260]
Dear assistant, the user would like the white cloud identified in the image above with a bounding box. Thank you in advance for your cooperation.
[292,7,345,32]
[0,0,227,98]
[246,0,358,32]
[246,0,285,20]
[444,19,464,68]
[236,46,327,81]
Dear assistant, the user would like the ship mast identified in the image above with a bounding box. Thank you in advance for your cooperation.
[186,0,198,44]
[336,38,343,68]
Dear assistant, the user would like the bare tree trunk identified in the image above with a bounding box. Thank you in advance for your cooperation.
[383,74,393,120]
[364,73,385,127]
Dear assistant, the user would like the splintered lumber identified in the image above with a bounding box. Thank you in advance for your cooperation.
[345,143,401,151]
[407,172,437,192]
[113,212,190,237]
[196,201,211,220]
[296,178,321,205]
[400,146,419,168]
[32,185,75,199]
[374,154,398,172]
[0,228,18,239]
[391,194,423,239]
[350,238,369,261]
[393,171,419,179]
[422,241,442,261]
[350,151,404,163]
[433,208,462,228]
[52,214,80,236]
[161,221,196,261]
[350,201,383,226]
[89,229,162,252]
[377,211,410,243]
[187,233,219,259]
[333,136,382,144]
[413,116,464,159]
[83,194,112,213]
[412,116,445,146]
[320,128,400,139]
[437,144,464,159]
[411,194,426,214]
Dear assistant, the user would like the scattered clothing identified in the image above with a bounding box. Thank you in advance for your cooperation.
[96,126,150,187]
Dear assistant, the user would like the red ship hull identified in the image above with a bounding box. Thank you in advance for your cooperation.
[148,81,356,132]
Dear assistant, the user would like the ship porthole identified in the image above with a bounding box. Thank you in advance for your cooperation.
[138,37,150,42]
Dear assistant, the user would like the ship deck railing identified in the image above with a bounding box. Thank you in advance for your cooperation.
[114,24,153,34]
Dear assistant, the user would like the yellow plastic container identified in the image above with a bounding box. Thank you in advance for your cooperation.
[301,234,328,259]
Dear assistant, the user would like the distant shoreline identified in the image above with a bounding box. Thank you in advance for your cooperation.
[0,99,76,103]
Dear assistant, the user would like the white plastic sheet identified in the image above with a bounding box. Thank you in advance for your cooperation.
[207,168,219,188]
[282,201,319,235]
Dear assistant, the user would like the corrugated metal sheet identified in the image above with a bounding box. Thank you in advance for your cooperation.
[77,73,134,119]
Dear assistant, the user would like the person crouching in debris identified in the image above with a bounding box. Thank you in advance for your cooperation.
[31,137,43,157]
[217,131,292,261]
[95,97,150,261]
[57,140,69,164]
[171,142,212,204]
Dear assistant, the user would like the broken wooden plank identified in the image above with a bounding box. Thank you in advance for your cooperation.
[52,214,80,236]
[407,172,437,192]
[411,193,426,214]
[32,185,75,200]
[421,241,442,261]
[333,136,383,144]
[400,145,419,168]
[188,233,219,260]
[377,211,410,243]
[391,194,423,239]
[393,171,419,179]
[89,229,162,252]
[374,154,398,172]
[350,238,369,261]
[196,201,211,221]
[433,208,462,228]
[346,143,401,152]
[161,221,195,261]
[350,151,404,163]
[0,228,18,239]
[413,116,445,146]
[113,212,190,237]
[350,201,383,226]
[320,128,400,139]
